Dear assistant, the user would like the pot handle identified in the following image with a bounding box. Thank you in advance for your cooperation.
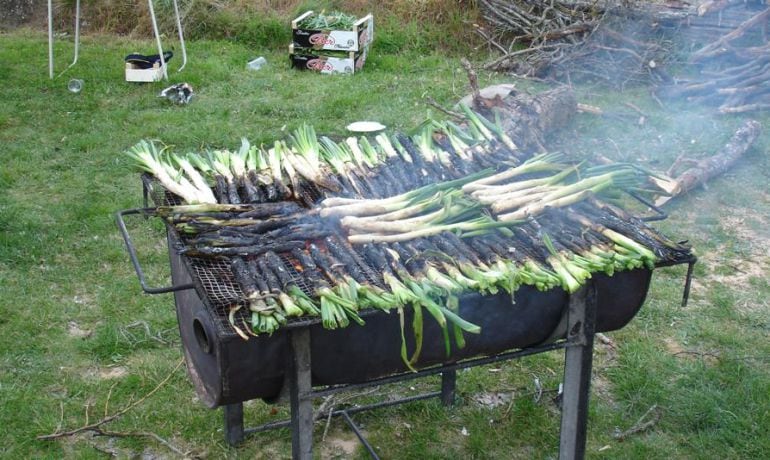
[115,207,195,294]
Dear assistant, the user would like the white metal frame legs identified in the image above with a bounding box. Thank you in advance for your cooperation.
[48,0,187,79]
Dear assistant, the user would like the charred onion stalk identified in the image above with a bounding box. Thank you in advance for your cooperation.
[129,116,692,374]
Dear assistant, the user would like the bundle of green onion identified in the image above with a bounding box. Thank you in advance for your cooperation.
[127,107,691,370]
[297,11,358,30]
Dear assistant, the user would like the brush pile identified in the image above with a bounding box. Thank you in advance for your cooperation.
[477,0,686,85]
[479,0,770,111]
[128,104,691,365]
[657,2,770,114]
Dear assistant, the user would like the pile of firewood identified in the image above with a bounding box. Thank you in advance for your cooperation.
[478,0,770,113]
[477,0,689,86]
[658,2,770,114]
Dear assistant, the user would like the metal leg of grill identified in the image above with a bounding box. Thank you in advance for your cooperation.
[224,403,245,446]
[288,328,313,460]
[440,370,457,406]
[558,284,597,460]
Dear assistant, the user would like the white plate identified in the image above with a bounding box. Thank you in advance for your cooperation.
[346,121,386,133]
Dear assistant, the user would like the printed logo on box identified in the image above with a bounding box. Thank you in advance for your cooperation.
[306,58,333,72]
[309,33,335,46]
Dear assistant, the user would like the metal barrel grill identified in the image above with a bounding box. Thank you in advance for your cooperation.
[117,112,696,458]
[117,186,694,460]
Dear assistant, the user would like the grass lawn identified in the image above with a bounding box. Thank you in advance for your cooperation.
[1,28,769,459]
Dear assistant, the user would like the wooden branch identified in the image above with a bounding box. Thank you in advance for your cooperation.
[93,428,191,457]
[577,103,603,115]
[425,96,464,120]
[655,120,761,206]
[473,24,508,54]
[460,58,483,110]
[719,103,770,114]
[614,405,662,441]
[690,7,770,62]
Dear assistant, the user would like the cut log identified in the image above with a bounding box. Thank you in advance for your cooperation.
[655,120,762,206]
[496,86,578,152]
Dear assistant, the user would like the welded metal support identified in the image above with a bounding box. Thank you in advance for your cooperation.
[224,403,245,446]
[440,370,456,406]
[47,0,54,79]
[288,328,313,460]
[558,284,597,460]
[147,0,168,80]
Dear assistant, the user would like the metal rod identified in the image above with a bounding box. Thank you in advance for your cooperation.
[115,208,195,294]
[681,258,697,308]
[558,283,597,460]
[171,0,187,72]
[244,391,442,436]
[440,370,457,406]
[68,0,80,69]
[311,342,565,399]
[629,191,668,222]
[147,0,168,80]
[48,0,54,79]
[224,403,245,446]
[341,411,380,459]
[288,328,313,460]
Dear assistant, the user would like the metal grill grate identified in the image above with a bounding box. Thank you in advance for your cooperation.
[142,174,182,207]
[186,256,249,336]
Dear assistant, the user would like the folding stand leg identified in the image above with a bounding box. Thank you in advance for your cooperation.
[440,370,457,406]
[288,328,313,460]
[224,403,245,446]
[558,284,597,460]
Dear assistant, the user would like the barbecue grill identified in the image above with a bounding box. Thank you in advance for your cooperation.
[117,178,695,460]
[118,107,697,459]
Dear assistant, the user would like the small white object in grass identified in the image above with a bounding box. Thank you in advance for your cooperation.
[461,427,469,436]
[346,121,386,133]
[247,56,267,71]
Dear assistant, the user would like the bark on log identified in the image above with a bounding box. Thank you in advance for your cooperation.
[655,120,761,206]
[496,87,578,152]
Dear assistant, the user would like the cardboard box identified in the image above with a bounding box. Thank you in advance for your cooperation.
[291,11,373,52]
[289,44,369,75]
[125,61,166,82]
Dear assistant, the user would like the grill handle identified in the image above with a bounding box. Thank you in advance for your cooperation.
[116,207,195,294]
[627,192,668,222]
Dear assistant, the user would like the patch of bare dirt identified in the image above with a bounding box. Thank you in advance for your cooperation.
[83,366,130,381]
[664,337,686,355]
[472,391,512,409]
[692,209,770,304]
[319,430,361,458]
[664,337,719,365]
[67,321,92,339]
[592,334,619,408]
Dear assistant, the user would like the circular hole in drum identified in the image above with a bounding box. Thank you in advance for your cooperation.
[193,319,212,354]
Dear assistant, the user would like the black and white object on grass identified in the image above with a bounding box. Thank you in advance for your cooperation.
[158,82,193,105]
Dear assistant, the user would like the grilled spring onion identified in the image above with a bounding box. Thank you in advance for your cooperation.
[462,153,567,192]
[126,140,217,204]
[288,124,343,192]
[495,166,648,221]
[459,103,518,153]
[320,168,493,218]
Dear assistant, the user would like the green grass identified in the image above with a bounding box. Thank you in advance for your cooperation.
[2,27,770,459]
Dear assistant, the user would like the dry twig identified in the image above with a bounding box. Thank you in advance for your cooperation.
[38,358,185,441]
[614,404,662,441]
